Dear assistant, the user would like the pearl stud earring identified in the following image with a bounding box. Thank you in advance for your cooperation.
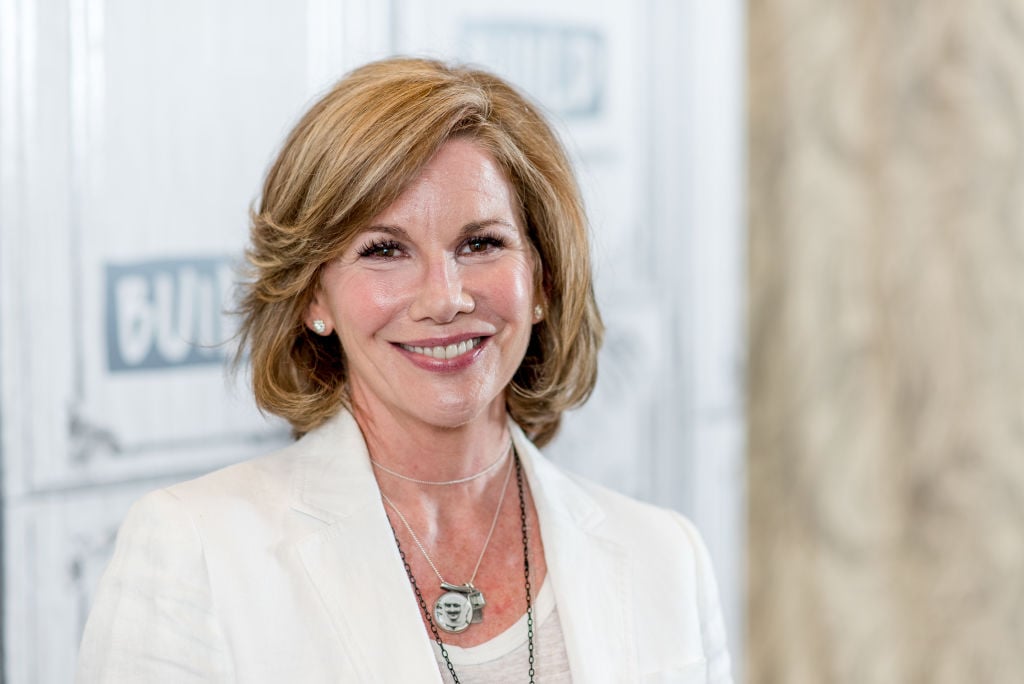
[312,319,327,334]
[533,305,543,321]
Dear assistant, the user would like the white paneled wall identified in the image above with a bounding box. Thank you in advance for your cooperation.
[0,2,744,681]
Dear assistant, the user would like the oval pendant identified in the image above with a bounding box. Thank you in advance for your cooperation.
[434,590,474,633]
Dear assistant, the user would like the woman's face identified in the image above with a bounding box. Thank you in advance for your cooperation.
[309,138,540,431]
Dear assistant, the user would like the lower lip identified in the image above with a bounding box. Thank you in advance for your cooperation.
[394,339,487,372]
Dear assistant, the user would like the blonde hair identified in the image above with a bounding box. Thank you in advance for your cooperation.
[236,57,603,446]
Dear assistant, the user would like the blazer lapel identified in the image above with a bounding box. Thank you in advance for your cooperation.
[290,411,443,683]
[285,412,636,682]
[515,426,639,682]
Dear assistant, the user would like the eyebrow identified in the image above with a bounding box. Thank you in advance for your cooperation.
[360,218,518,239]
[460,218,518,235]
[359,224,411,240]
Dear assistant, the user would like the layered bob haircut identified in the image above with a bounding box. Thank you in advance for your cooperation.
[236,57,603,446]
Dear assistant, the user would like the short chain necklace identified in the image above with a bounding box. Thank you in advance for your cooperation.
[372,439,512,486]
[388,453,535,684]
[382,454,514,633]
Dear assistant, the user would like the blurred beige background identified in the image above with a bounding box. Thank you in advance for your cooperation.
[748,2,1024,683]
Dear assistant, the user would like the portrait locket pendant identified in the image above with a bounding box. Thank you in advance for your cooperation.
[434,582,486,633]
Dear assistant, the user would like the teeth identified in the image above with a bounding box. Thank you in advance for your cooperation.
[402,338,480,360]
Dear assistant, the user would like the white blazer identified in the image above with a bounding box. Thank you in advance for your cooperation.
[78,410,732,683]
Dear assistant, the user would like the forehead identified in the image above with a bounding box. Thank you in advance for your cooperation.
[369,138,518,226]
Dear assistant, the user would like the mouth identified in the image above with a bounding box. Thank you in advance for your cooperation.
[399,337,483,360]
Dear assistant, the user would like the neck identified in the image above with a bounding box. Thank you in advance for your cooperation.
[351,396,511,493]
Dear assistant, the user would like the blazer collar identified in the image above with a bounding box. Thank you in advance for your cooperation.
[289,411,636,682]
[290,411,442,682]
[289,409,382,521]
[512,425,638,682]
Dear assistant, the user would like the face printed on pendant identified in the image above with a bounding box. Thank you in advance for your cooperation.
[308,138,538,430]
[435,591,473,633]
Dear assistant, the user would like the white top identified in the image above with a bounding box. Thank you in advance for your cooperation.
[433,580,572,683]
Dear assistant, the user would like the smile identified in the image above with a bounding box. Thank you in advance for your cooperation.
[399,337,482,360]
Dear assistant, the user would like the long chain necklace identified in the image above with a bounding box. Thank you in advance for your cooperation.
[382,454,514,633]
[372,439,512,486]
[388,453,535,684]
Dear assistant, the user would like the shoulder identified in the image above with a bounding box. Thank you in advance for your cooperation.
[112,425,333,569]
[125,409,371,547]
[101,442,301,576]
[528,447,706,556]
[569,468,698,534]
[528,448,721,606]
[161,439,303,511]
[526,449,732,679]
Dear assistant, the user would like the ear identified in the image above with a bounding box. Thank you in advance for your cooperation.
[305,288,334,336]
[525,239,546,326]
[532,295,546,324]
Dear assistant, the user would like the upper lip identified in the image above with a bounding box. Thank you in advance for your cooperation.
[395,332,490,347]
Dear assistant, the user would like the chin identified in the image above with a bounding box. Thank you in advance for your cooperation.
[410,391,500,430]
[415,406,483,430]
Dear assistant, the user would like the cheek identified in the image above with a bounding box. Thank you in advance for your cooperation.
[489,260,535,321]
[331,275,406,337]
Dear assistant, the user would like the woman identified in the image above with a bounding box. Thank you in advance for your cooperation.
[77,57,732,683]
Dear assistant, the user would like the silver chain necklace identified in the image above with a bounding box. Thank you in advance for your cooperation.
[381,454,514,633]
[372,439,511,486]
[388,452,535,684]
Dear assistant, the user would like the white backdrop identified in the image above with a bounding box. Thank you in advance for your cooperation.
[0,1,745,681]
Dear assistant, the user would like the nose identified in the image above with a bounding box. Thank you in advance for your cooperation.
[408,254,474,323]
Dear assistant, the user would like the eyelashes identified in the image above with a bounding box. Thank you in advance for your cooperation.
[463,232,507,253]
[355,232,508,259]
[357,239,402,259]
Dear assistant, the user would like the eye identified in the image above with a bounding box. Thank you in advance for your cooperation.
[358,239,403,259]
[461,233,506,255]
